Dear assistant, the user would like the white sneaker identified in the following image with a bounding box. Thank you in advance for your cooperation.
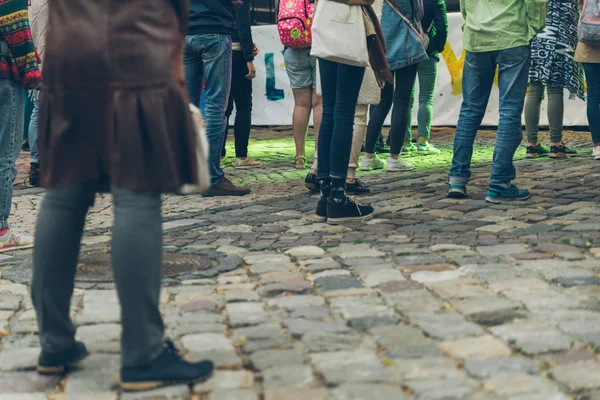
[417,142,441,155]
[386,157,413,172]
[593,146,600,160]
[360,154,385,171]
[0,228,33,249]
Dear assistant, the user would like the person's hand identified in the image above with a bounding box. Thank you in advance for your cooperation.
[253,44,259,57]
[246,61,256,80]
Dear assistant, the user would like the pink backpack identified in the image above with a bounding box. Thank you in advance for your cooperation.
[277,0,314,48]
[579,0,600,44]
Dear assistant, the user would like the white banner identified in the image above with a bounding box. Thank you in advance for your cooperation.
[247,13,588,126]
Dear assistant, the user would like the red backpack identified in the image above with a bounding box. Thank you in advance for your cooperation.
[579,0,600,44]
[277,0,314,48]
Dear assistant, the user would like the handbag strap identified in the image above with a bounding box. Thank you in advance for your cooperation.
[384,0,425,42]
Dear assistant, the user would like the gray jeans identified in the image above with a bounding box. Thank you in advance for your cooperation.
[32,181,165,367]
[0,74,24,229]
[524,81,564,144]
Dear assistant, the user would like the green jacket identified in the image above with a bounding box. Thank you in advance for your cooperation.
[459,0,548,52]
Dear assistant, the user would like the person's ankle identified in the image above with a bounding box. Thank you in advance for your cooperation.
[346,178,356,184]
[310,168,317,174]
[551,142,561,147]
[364,153,374,159]
[417,138,427,145]
[390,154,399,160]
[528,143,538,147]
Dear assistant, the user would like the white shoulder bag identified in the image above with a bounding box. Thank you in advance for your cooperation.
[310,0,370,67]
[178,104,211,195]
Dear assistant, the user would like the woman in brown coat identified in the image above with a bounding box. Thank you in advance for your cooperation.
[576,0,600,160]
[31,0,214,391]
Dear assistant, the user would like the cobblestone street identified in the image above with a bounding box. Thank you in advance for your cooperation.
[1,128,600,400]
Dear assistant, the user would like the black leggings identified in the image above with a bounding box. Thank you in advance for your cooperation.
[365,64,419,155]
[223,51,253,158]
[583,63,600,143]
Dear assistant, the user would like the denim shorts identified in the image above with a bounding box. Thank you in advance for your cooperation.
[283,47,317,89]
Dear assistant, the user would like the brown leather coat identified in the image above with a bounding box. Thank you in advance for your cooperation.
[39,0,199,191]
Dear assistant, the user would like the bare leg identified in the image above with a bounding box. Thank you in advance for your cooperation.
[292,87,313,168]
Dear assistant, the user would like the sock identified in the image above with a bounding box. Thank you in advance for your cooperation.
[0,228,8,237]
[330,177,347,204]
[319,178,331,200]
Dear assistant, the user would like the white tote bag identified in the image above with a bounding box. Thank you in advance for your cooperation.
[178,104,211,195]
[310,0,369,67]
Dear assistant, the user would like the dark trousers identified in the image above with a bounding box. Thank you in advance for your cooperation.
[584,63,600,143]
[32,181,164,368]
[223,51,253,158]
[365,64,419,155]
[316,58,365,181]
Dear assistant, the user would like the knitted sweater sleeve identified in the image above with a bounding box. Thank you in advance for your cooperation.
[0,0,41,88]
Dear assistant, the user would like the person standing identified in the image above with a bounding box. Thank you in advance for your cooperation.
[575,0,600,160]
[284,45,323,173]
[32,0,214,390]
[184,0,251,196]
[525,0,584,159]
[26,0,48,188]
[0,0,41,248]
[222,0,262,169]
[406,0,448,155]
[448,0,548,203]
[362,0,428,173]
[312,0,391,224]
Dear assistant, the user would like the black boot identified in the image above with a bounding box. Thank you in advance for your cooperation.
[120,340,214,392]
[316,178,330,221]
[327,178,374,225]
[38,341,89,375]
[28,162,40,188]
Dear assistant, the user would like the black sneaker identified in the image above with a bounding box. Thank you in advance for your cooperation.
[526,143,550,158]
[316,197,327,222]
[549,143,568,159]
[326,198,374,225]
[27,163,40,188]
[305,172,320,192]
[37,341,89,375]
[120,340,214,392]
[346,178,370,195]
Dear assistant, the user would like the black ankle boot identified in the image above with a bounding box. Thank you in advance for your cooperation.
[316,179,330,221]
[120,340,214,392]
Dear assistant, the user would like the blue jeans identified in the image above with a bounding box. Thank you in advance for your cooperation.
[0,78,24,229]
[583,63,600,143]
[407,58,439,141]
[28,94,40,165]
[184,34,233,186]
[316,59,365,181]
[449,46,530,187]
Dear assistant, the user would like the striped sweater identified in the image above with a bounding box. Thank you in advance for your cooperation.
[0,0,41,88]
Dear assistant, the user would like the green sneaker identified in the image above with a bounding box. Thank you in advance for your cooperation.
[526,142,550,158]
[561,141,578,156]
[402,142,417,154]
[485,185,531,204]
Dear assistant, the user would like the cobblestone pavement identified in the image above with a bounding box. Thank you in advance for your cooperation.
[1,128,600,400]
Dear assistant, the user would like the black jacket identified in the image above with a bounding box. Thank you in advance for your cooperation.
[422,0,448,60]
[233,0,254,62]
[188,0,236,37]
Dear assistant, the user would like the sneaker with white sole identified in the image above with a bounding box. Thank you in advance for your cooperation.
[360,154,385,171]
[593,146,600,160]
[0,228,33,249]
[387,157,413,172]
[235,157,262,169]
[417,143,441,155]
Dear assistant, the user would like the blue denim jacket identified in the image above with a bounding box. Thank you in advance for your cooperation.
[381,0,428,71]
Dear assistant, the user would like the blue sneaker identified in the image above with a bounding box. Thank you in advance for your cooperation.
[447,184,467,199]
[485,185,531,204]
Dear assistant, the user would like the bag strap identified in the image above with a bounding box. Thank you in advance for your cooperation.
[384,0,425,42]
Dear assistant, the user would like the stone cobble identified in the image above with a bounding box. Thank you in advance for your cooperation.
[1,128,599,399]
